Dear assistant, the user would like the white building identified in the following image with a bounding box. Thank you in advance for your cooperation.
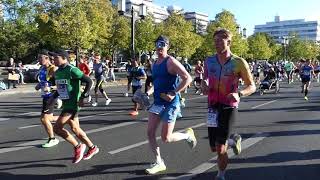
[112,0,209,33]
[255,16,320,43]
[184,12,209,35]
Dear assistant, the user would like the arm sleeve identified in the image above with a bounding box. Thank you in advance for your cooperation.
[80,75,93,98]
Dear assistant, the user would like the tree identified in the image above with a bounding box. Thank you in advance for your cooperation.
[0,0,38,62]
[135,16,157,56]
[247,33,272,60]
[161,13,202,59]
[36,0,114,51]
[199,10,249,60]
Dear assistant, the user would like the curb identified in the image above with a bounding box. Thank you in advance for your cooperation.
[0,80,128,96]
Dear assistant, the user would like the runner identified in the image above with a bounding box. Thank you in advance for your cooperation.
[145,35,196,175]
[35,50,59,148]
[252,60,262,84]
[79,55,92,103]
[124,60,133,97]
[129,57,147,116]
[91,53,112,107]
[201,29,256,180]
[284,60,295,84]
[313,61,320,82]
[144,59,153,94]
[194,60,204,94]
[300,59,314,100]
[49,49,99,163]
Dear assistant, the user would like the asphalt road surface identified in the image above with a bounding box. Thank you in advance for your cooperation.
[0,81,319,180]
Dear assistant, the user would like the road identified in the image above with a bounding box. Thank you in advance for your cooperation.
[0,81,319,180]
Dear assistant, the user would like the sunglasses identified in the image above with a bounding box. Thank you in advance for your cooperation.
[155,41,168,49]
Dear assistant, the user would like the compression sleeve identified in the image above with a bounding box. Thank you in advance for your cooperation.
[80,75,93,98]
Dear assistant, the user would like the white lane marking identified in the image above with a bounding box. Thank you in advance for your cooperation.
[18,125,41,129]
[0,118,10,122]
[17,110,126,129]
[0,120,144,154]
[162,132,269,180]
[18,112,41,116]
[108,123,206,155]
[251,100,277,109]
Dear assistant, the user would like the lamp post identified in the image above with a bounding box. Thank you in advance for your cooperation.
[282,36,289,61]
[236,25,247,38]
[117,0,146,59]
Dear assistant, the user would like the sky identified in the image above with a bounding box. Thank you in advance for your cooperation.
[153,0,320,36]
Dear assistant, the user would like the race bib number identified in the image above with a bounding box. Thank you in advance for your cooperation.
[148,104,165,115]
[207,108,218,127]
[56,79,69,100]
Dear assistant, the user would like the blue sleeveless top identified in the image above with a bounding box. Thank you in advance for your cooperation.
[152,57,179,106]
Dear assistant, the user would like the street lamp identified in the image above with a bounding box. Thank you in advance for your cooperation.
[236,26,247,38]
[117,0,146,59]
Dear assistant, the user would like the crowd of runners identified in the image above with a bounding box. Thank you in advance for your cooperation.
[32,28,317,180]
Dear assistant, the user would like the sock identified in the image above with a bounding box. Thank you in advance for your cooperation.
[228,138,235,147]
[217,170,226,177]
[175,132,190,141]
[75,143,81,148]
[90,145,95,149]
[155,147,162,163]
[49,137,55,140]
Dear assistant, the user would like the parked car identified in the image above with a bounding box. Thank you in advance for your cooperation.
[114,62,127,72]
[22,61,41,82]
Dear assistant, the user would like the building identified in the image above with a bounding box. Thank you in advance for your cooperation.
[184,12,209,34]
[255,16,320,43]
[112,0,209,33]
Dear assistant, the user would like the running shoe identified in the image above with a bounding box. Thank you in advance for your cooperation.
[304,96,309,101]
[42,138,59,148]
[92,102,98,107]
[83,146,99,160]
[124,93,129,97]
[72,144,86,164]
[129,111,139,116]
[231,134,242,155]
[186,128,197,149]
[145,160,166,175]
[105,98,112,106]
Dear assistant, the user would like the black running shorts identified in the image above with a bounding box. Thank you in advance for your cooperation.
[208,104,238,147]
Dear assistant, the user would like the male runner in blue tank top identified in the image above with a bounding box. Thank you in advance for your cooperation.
[145,35,197,174]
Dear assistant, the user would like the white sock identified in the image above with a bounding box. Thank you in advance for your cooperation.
[228,138,235,147]
[217,170,226,177]
[155,147,162,163]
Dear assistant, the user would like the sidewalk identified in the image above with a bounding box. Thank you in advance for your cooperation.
[0,79,127,96]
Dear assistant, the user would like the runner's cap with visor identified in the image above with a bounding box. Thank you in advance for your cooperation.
[155,35,169,49]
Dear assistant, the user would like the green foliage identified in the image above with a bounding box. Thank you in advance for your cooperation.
[160,13,202,58]
[247,33,272,60]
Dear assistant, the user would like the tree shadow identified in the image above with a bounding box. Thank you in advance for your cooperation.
[0,162,151,180]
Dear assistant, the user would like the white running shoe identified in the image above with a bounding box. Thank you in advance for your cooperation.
[124,93,129,97]
[105,98,112,106]
[145,160,166,174]
[91,102,98,107]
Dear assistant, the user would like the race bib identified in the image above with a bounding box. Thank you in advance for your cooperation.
[56,79,69,100]
[148,104,165,115]
[303,70,310,76]
[207,107,218,127]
